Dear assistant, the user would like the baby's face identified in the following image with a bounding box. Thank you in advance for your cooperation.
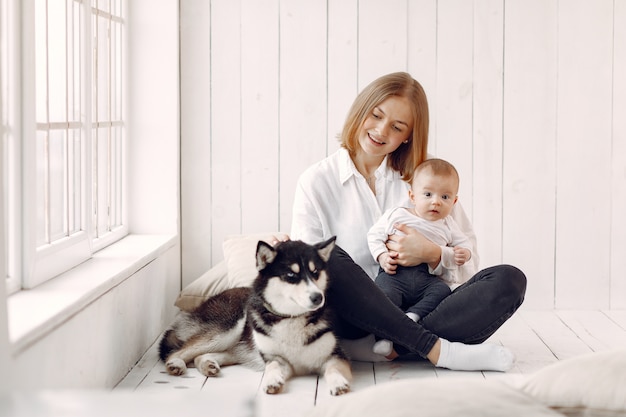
[408,171,458,221]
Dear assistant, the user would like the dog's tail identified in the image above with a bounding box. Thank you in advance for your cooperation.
[158,329,184,362]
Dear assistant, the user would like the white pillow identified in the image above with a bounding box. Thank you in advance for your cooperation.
[306,378,561,417]
[520,348,626,416]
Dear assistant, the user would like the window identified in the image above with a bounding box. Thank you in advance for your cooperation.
[4,0,127,293]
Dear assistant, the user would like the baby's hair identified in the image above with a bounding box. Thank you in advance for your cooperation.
[412,158,460,187]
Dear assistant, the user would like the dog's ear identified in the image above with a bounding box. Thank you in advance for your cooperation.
[314,236,336,263]
[256,241,278,271]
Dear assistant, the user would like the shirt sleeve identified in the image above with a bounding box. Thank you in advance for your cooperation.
[290,173,325,244]
[447,202,479,284]
[367,210,392,262]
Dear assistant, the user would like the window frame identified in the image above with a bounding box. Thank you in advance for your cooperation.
[6,0,128,292]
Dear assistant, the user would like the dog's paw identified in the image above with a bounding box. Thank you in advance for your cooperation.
[329,381,350,396]
[261,374,285,395]
[325,366,351,396]
[165,358,187,376]
[263,380,285,395]
[195,356,221,377]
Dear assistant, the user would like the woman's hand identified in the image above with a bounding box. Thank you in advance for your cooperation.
[385,223,442,269]
[269,233,290,246]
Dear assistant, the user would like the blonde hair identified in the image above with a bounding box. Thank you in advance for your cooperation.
[339,72,429,181]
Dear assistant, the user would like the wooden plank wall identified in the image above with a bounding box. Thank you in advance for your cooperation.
[180,0,626,310]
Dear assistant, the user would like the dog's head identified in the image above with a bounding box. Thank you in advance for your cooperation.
[254,237,336,317]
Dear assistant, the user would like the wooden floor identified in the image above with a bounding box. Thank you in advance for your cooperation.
[114,309,626,417]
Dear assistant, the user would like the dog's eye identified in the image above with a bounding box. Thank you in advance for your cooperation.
[283,272,298,282]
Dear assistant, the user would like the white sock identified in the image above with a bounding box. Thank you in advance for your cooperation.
[406,312,419,322]
[373,314,418,356]
[372,339,393,356]
[340,335,391,362]
[435,338,515,372]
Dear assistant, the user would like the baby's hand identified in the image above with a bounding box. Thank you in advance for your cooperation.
[377,252,397,275]
[453,247,471,266]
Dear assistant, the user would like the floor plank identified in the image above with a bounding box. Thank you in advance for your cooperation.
[254,376,318,417]
[374,359,437,383]
[201,364,262,410]
[314,360,374,407]
[114,337,161,390]
[605,309,626,329]
[488,311,558,374]
[557,310,626,351]
[520,310,593,360]
[113,310,626,417]
[134,366,207,392]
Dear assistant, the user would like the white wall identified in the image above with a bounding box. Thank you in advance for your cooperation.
[180,0,626,310]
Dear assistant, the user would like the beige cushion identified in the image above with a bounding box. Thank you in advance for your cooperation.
[174,232,287,311]
[306,378,561,417]
[174,259,229,311]
[520,348,626,416]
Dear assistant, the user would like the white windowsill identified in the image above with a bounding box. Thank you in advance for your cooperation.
[7,234,178,355]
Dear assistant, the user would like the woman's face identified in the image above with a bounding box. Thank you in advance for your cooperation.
[357,95,414,158]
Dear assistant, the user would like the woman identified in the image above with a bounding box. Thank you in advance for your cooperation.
[288,72,526,371]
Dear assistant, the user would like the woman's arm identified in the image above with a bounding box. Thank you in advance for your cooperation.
[290,177,325,244]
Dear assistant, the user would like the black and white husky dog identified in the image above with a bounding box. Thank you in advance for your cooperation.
[158,237,352,396]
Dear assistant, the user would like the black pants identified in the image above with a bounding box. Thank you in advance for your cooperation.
[375,263,451,320]
[326,246,527,358]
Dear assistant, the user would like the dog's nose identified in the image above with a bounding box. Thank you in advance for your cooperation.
[310,292,323,306]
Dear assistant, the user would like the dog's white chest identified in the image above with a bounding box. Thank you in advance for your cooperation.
[253,317,336,374]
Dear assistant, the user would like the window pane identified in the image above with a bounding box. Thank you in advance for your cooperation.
[69,0,82,122]
[48,129,66,242]
[69,128,82,235]
[112,17,122,121]
[111,125,123,228]
[34,1,48,123]
[48,0,68,123]
[35,130,47,247]
[95,11,109,122]
[94,126,107,237]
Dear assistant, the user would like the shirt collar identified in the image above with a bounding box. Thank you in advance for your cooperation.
[338,148,401,184]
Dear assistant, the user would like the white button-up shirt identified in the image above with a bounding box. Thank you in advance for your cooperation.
[290,148,478,284]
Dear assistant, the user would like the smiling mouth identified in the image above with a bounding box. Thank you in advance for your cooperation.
[368,133,384,145]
